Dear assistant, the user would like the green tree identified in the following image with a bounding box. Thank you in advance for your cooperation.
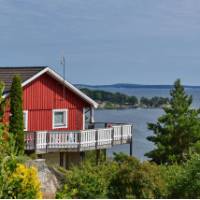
[145,79,200,164]
[9,75,24,155]
[128,96,138,106]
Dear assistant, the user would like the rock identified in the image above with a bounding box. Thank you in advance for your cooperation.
[26,159,59,199]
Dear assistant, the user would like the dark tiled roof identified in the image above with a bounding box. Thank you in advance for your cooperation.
[0,66,46,93]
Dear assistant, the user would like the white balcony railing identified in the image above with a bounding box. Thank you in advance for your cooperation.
[25,124,133,152]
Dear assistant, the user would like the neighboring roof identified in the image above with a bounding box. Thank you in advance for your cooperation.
[0,66,46,93]
[1,66,98,108]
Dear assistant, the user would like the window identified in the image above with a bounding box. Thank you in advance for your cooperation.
[53,109,68,129]
[23,111,28,131]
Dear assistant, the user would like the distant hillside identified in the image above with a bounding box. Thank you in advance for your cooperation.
[75,83,200,89]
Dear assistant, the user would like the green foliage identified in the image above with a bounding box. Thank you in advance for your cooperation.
[140,96,169,108]
[84,149,106,165]
[104,102,115,109]
[108,154,167,199]
[81,88,138,106]
[0,124,42,199]
[81,88,169,108]
[168,154,200,198]
[145,79,200,164]
[0,83,42,199]
[2,163,42,199]
[159,163,183,198]
[56,161,117,199]
[57,153,169,199]
[57,152,200,199]
[9,75,24,155]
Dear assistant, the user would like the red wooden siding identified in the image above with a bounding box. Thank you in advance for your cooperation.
[4,73,90,131]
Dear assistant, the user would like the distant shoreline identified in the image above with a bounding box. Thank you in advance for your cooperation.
[76,83,200,90]
[80,88,169,110]
[97,102,167,110]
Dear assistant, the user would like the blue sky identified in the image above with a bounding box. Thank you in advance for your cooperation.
[0,0,200,85]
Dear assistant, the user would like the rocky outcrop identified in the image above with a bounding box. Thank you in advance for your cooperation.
[26,159,60,199]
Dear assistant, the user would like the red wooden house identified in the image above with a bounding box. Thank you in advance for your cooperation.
[1,66,132,168]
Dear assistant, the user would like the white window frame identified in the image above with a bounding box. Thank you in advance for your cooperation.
[23,110,28,131]
[52,109,68,129]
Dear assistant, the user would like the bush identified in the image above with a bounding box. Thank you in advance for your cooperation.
[57,152,200,199]
[108,155,167,198]
[0,122,42,199]
[2,163,42,199]
[57,153,168,199]
[56,161,118,199]
[168,154,200,198]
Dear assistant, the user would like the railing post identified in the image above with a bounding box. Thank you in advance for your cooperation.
[46,132,49,153]
[34,132,37,151]
[78,131,81,151]
[130,125,133,156]
[95,130,98,149]
[121,126,123,144]
[111,127,114,146]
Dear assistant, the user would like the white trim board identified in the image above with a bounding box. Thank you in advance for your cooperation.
[23,110,28,131]
[83,108,85,130]
[3,67,98,108]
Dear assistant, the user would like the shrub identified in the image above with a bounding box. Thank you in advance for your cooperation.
[108,155,167,199]
[2,163,42,199]
[168,154,200,198]
[56,161,118,199]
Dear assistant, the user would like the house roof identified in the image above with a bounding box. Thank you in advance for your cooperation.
[0,66,98,108]
[0,66,46,93]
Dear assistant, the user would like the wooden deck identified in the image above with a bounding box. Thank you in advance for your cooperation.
[25,124,133,153]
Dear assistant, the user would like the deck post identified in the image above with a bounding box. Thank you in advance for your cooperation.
[121,126,123,144]
[103,149,107,161]
[78,131,81,151]
[90,107,95,124]
[80,152,85,161]
[46,132,49,153]
[96,149,100,165]
[34,132,37,151]
[130,125,133,156]
[95,129,100,165]
[95,129,98,149]
[111,127,114,146]
[130,135,133,156]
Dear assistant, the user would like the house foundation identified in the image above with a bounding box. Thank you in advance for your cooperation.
[40,152,83,169]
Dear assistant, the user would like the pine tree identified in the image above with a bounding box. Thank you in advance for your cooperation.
[145,79,200,164]
[9,75,24,155]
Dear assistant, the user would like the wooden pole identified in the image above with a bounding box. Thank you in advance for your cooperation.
[90,108,95,123]
[103,149,107,161]
[96,149,100,165]
[130,125,133,156]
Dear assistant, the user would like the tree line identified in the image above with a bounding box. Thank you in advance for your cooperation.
[80,88,169,108]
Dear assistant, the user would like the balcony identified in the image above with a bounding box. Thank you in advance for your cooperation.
[25,123,133,153]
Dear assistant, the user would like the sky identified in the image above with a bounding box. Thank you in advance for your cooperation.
[0,0,200,85]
